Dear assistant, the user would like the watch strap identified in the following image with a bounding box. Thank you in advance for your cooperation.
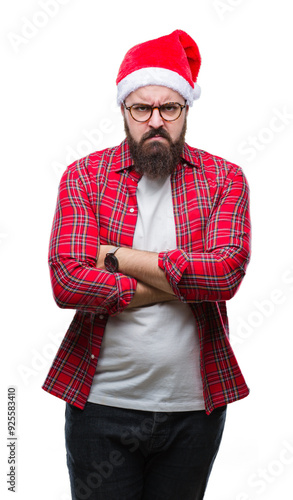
[107,247,119,255]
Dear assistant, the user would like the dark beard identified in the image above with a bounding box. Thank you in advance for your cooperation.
[124,118,187,179]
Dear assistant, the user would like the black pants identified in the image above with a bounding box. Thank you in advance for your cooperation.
[65,402,227,500]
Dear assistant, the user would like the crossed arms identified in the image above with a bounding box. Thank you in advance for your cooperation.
[48,160,251,315]
[96,246,177,309]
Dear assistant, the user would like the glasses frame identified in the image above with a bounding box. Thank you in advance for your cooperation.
[123,101,186,123]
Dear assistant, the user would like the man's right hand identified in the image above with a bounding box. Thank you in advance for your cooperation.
[125,281,178,309]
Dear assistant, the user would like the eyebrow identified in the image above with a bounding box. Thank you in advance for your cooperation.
[126,101,183,107]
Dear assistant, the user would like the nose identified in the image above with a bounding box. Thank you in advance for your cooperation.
[147,107,165,128]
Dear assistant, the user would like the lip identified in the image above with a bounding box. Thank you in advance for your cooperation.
[146,135,167,141]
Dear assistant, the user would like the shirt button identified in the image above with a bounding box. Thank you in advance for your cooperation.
[99,314,104,319]
[91,354,95,360]
[129,208,135,213]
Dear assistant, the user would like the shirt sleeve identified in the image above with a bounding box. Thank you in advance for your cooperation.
[48,165,136,315]
[158,166,251,302]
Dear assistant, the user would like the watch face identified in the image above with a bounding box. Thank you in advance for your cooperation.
[104,253,119,273]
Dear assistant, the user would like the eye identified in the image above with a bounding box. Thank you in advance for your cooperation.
[132,104,151,113]
[162,103,179,112]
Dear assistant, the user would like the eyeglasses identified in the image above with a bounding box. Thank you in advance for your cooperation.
[123,102,186,123]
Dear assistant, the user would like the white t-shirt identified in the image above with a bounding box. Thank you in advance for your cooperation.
[88,174,205,411]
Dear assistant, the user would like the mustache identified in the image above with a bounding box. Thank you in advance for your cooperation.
[141,127,172,143]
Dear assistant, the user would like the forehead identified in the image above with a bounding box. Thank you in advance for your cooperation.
[126,85,184,104]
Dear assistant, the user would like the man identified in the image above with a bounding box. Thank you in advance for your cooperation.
[43,30,251,500]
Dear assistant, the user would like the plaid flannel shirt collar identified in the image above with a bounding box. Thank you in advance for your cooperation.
[111,139,200,173]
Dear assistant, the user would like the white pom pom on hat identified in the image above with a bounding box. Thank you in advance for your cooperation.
[116,30,201,107]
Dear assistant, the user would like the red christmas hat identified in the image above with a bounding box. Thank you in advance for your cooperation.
[116,30,201,106]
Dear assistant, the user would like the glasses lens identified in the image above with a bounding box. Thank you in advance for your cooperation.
[130,104,152,122]
[160,103,182,121]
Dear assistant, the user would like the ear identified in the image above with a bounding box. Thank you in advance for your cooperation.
[120,103,125,116]
[185,104,189,116]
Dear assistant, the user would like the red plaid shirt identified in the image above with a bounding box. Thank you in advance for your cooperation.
[42,139,251,414]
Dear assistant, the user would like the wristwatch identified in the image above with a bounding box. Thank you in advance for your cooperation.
[104,247,120,273]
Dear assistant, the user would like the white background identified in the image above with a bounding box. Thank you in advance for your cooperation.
[1,0,293,498]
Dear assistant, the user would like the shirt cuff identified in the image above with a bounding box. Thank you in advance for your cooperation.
[100,274,137,316]
[158,249,189,299]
